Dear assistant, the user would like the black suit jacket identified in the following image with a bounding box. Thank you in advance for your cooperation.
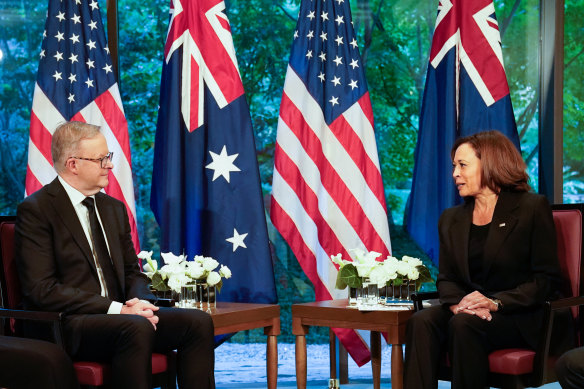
[436,191,563,348]
[15,178,155,315]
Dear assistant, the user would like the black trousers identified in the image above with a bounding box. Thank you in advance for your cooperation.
[556,346,584,389]
[404,305,529,389]
[0,335,79,389]
[64,307,215,389]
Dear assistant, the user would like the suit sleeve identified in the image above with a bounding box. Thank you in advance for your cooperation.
[15,199,112,314]
[490,195,562,312]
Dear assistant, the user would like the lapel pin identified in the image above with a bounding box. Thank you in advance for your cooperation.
[499,223,506,227]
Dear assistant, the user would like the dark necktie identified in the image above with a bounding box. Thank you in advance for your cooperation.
[82,197,123,301]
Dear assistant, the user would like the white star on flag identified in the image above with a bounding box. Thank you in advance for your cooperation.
[205,145,241,182]
[226,228,248,252]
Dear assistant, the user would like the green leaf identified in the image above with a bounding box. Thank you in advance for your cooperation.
[150,272,170,292]
[392,277,404,287]
[335,268,347,290]
[338,264,362,289]
[416,265,433,285]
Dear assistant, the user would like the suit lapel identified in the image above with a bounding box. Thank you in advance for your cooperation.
[47,179,98,277]
[483,192,520,273]
[450,200,473,282]
[95,193,125,291]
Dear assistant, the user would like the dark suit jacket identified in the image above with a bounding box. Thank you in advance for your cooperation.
[15,178,155,315]
[436,191,563,349]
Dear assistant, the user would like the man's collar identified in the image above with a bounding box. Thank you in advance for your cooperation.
[58,175,93,206]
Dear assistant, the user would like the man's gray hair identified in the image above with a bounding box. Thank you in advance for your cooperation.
[51,121,101,173]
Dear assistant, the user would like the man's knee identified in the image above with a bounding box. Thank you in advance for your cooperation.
[448,312,480,334]
[182,309,214,337]
[117,314,156,345]
[557,347,584,381]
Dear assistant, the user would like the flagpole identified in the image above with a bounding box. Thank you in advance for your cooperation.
[106,0,120,85]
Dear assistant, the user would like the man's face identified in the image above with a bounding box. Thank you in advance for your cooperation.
[73,134,112,194]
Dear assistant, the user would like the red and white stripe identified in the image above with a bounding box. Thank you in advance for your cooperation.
[271,67,391,366]
[25,83,140,252]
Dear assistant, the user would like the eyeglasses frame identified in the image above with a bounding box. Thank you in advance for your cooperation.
[68,151,114,168]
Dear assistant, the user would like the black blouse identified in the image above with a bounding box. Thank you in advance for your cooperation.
[468,222,491,286]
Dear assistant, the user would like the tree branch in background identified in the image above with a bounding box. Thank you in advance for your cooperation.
[276,3,296,22]
[565,45,584,70]
[499,0,521,39]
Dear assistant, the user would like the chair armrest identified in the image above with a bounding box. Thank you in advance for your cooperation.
[411,291,440,311]
[0,307,62,321]
[550,295,584,310]
[0,307,64,347]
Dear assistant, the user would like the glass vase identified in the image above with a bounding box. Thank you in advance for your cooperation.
[361,277,378,306]
[179,283,195,308]
[195,281,206,309]
[378,285,387,305]
[348,286,358,306]
[206,284,217,313]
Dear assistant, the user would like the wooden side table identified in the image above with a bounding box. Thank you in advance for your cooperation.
[292,299,413,389]
[209,302,280,389]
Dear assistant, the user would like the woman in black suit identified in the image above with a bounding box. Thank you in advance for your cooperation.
[404,130,563,389]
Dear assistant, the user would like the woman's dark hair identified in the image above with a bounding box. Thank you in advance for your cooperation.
[451,130,530,193]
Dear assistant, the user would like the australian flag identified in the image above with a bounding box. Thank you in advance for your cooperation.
[406,0,521,265]
[151,0,277,304]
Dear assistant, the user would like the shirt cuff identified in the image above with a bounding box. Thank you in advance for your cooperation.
[107,301,123,314]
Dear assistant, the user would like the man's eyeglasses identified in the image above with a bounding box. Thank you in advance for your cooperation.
[68,152,114,168]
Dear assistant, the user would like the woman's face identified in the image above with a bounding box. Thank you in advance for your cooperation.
[452,143,483,198]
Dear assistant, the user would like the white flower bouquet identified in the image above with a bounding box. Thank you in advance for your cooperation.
[139,251,232,294]
[332,249,432,290]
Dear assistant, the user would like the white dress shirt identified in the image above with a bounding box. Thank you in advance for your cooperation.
[58,176,123,314]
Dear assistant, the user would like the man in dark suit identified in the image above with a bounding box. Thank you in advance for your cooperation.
[15,121,215,389]
[0,336,79,389]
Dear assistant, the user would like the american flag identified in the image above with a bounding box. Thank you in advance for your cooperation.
[25,0,140,250]
[271,0,391,366]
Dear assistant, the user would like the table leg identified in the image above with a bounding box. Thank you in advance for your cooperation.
[391,343,404,389]
[370,331,381,389]
[329,329,337,380]
[267,334,277,389]
[296,335,307,389]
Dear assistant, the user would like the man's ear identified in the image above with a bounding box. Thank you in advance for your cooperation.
[63,158,78,174]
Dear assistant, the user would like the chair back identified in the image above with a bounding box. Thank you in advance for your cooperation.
[552,204,584,344]
[0,218,19,309]
[0,217,20,335]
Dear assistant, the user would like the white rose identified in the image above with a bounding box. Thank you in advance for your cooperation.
[402,255,423,268]
[369,264,395,288]
[167,273,191,293]
[355,262,378,277]
[186,261,205,279]
[207,271,221,286]
[202,257,219,271]
[407,266,420,281]
[219,265,232,279]
[193,255,205,264]
[396,261,411,276]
